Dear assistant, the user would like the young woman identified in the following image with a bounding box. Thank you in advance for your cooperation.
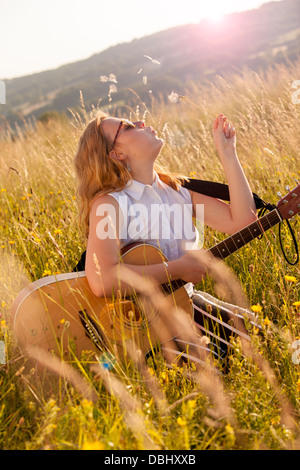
[74,112,259,361]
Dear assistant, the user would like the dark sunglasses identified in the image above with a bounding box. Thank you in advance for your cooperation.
[111,119,136,151]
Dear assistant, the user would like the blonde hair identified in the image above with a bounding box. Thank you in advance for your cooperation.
[74,112,187,237]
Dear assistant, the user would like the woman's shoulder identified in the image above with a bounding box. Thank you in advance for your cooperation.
[90,193,120,215]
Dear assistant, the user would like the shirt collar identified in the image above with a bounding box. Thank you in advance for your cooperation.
[123,171,164,201]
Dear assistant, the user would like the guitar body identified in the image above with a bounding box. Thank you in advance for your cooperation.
[11,243,193,360]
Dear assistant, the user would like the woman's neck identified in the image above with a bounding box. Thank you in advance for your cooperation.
[130,164,156,185]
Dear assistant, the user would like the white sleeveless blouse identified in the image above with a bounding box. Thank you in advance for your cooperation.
[108,172,201,261]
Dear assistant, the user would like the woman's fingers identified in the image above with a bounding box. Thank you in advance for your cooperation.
[213,113,235,143]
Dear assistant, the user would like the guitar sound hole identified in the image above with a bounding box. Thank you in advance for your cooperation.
[115,301,141,323]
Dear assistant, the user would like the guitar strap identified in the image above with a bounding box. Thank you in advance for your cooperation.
[183,179,298,265]
[182,178,265,210]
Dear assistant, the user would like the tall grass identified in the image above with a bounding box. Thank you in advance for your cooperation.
[0,59,299,450]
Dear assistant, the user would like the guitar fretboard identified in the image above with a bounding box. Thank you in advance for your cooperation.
[209,208,281,260]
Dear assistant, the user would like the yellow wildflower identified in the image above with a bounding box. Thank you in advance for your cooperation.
[177,417,186,426]
[293,301,300,308]
[42,269,52,277]
[1,188,6,192]
[297,380,300,392]
[284,275,297,283]
[82,441,105,450]
[54,229,62,235]
[1,320,6,327]
[251,305,263,313]
[264,317,271,327]
[8,241,15,245]
[160,371,168,383]
[187,400,197,409]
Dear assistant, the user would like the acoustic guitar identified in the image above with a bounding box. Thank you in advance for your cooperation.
[10,184,300,361]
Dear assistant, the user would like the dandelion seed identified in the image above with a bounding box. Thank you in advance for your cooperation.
[109,84,117,94]
[168,91,185,103]
[137,67,143,74]
[168,91,179,103]
[142,75,147,85]
[100,75,109,82]
[264,147,276,156]
[251,304,263,313]
[284,275,297,283]
[144,55,160,65]
[108,73,117,83]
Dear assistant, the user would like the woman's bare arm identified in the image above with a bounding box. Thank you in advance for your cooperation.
[85,195,197,297]
[190,114,257,234]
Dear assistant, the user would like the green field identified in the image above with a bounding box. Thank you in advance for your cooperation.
[0,59,299,450]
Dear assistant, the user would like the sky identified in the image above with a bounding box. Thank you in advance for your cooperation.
[0,0,283,80]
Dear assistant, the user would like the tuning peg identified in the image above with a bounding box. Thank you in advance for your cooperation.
[285,185,290,191]
[277,191,281,198]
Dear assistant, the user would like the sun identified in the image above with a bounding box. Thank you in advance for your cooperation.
[194,1,229,24]
[206,12,224,23]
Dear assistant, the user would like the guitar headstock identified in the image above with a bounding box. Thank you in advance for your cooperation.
[277,184,300,221]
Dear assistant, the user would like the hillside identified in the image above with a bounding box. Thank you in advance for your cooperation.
[1,0,300,127]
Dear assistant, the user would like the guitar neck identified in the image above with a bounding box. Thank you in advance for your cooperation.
[209,208,281,260]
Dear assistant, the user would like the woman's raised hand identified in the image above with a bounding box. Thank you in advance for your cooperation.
[212,113,236,158]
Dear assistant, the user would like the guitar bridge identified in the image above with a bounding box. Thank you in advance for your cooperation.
[78,309,106,351]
